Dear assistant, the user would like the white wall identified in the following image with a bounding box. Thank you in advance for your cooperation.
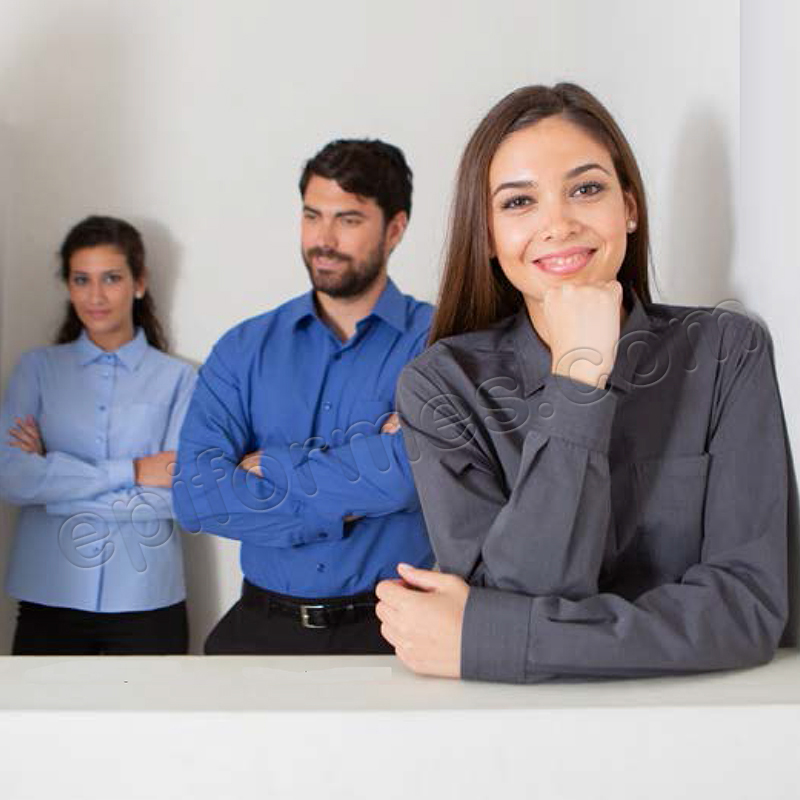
[740,0,800,645]
[0,0,764,652]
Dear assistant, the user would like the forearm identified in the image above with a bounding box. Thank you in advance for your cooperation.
[47,486,176,521]
[475,377,617,596]
[173,447,343,546]
[463,550,787,683]
[259,429,420,520]
[0,449,134,506]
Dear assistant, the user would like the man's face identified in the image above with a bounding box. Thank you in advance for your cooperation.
[301,175,389,298]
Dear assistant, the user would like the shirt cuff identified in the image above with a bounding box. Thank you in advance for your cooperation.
[300,502,346,544]
[99,459,135,490]
[461,586,532,683]
[530,375,619,453]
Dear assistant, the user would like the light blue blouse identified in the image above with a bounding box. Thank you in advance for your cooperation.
[0,329,196,612]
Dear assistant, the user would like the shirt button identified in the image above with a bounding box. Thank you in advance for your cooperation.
[98,405,107,412]
[103,372,111,379]
[322,402,332,411]
[316,563,326,573]
[318,532,328,540]
[96,435,104,443]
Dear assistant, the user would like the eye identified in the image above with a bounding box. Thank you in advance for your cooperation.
[71,275,88,286]
[572,181,606,198]
[103,274,123,284]
[500,194,534,211]
[302,211,318,221]
[341,216,362,227]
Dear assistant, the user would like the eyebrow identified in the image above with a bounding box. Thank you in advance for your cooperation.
[491,162,612,198]
[70,269,124,277]
[303,205,367,220]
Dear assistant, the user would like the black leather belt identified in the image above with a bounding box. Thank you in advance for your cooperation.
[242,579,378,630]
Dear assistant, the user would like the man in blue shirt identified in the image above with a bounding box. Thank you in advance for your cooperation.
[174,139,434,654]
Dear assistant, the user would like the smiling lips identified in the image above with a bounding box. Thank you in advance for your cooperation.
[533,247,596,276]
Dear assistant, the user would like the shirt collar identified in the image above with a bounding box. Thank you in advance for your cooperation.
[509,288,653,397]
[361,278,407,333]
[289,278,408,334]
[74,327,149,370]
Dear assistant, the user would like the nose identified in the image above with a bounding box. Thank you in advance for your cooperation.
[313,219,338,251]
[538,197,580,241]
[88,278,107,305]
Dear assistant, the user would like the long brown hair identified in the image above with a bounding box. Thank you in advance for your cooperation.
[56,215,168,351]
[430,83,652,344]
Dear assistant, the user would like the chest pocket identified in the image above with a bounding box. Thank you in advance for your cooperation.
[347,399,394,436]
[111,402,171,455]
[610,454,709,596]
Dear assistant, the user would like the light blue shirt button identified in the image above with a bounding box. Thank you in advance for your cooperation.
[323,402,332,411]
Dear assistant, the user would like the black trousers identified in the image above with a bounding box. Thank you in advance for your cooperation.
[12,600,189,655]
[204,580,393,655]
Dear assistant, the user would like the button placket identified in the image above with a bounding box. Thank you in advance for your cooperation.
[96,358,116,458]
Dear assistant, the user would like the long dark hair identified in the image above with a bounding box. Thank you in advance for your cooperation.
[56,215,168,351]
[430,83,652,345]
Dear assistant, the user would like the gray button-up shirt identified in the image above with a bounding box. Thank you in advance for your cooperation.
[396,293,788,682]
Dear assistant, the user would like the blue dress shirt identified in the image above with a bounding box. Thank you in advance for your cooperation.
[174,279,435,597]
[0,329,196,612]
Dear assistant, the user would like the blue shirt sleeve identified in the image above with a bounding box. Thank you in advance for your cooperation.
[173,338,345,547]
[0,351,136,506]
[249,323,426,527]
[256,406,420,521]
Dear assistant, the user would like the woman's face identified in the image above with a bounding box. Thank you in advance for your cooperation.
[488,115,636,306]
[67,244,144,345]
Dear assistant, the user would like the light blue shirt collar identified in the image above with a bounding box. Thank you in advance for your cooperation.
[74,327,149,370]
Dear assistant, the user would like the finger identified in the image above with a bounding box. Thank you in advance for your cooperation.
[379,621,402,650]
[8,428,36,448]
[375,579,412,607]
[396,563,445,591]
[8,437,35,453]
[375,600,401,628]
[20,421,41,442]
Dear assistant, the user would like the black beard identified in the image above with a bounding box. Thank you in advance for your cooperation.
[302,242,386,299]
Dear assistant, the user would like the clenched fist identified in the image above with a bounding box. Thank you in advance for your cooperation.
[543,280,623,390]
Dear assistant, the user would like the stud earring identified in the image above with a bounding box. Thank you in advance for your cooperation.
[626,220,637,233]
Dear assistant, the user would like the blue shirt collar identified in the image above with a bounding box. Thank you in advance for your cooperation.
[288,278,408,334]
[74,327,149,370]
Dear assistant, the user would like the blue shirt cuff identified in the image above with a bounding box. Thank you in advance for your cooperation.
[301,503,346,543]
[99,459,135,490]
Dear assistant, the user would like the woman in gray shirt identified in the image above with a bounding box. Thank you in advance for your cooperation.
[375,83,788,683]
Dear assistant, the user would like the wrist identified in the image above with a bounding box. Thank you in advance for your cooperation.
[551,355,611,390]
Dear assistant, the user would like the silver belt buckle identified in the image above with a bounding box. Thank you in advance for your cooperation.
[300,604,327,629]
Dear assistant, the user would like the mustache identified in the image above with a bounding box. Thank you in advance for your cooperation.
[306,247,352,264]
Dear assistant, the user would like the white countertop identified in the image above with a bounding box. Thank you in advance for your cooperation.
[2,650,799,800]
[0,649,799,712]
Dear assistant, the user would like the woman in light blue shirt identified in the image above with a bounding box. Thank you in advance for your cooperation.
[0,216,196,654]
